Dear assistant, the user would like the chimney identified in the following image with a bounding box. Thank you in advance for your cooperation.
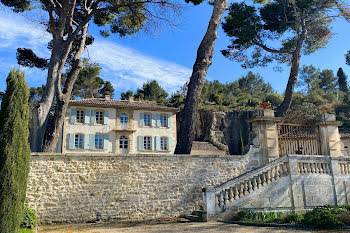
[105,95,111,100]
[128,96,134,102]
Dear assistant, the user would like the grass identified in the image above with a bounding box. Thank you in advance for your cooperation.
[18,228,33,233]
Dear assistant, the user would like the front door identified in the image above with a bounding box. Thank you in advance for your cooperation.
[119,136,129,154]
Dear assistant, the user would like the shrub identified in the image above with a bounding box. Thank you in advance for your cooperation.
[302,206,345,229]
[282,212,304,224]
[20,207,39,229]
[338,212,350,226]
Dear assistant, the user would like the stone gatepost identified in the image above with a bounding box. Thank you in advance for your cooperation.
[248,109,282,166]
[316,113,343,157]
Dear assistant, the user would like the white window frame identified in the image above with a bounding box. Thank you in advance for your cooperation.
[144,113,151,127]
[119,136,129,149]
[96,110,104,124]
[120,113,128,124]
[160,114,168,127]
[76,109,85,123]
[95,134,104,149]
[74,133,84,149]
[160,136,168,151]
[143,136,152,150]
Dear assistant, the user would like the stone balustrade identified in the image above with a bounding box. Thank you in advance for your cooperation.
[297,161,331,174]
[204,154,350,221]
[206,156,289,210]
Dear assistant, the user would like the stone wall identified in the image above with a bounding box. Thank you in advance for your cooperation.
[26,153,254,224]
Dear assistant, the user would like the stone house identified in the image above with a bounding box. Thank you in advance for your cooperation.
[59,96,178,154]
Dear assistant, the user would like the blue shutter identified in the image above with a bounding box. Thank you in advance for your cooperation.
[104,110,109,124]
[152,114,156,127]
[68,133,74,149]
[139,113,144,127]
[168,137,173,151]
[152,136,156,150]
[138,136,143,150]
[156,114,161,127]
[155,136,160,151]
[167,114,172,128]
[90,110,96,125]
[104,133,109,150]
[84,134,89,149]
[70,109,76,124]
[89,134,94,149]
[85,109,91,124]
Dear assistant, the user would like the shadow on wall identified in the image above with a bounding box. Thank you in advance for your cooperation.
[177,110,254,155]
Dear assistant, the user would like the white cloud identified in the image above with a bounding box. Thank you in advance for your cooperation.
[0,9,191,95]
[88,40,191,94]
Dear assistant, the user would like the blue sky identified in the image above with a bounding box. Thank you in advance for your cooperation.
[0,2,349,99]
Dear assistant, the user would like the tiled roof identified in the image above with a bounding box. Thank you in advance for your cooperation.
[69,98,179,111]
[191,141,223,151]
[340,127,350,138]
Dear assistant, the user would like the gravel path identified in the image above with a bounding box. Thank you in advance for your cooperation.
[38,220,349,233]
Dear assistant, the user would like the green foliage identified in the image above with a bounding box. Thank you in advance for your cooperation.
[302,206,346,229]
[222,0,342,68]
[265,93,283,107]
[346,51,350,66]
[18,228,33,233]
[134,80,168,103]
[282,212,304,224]
[120,90,134,100]
[198,72,273,110]
[0,69,31,233]
[63,59,114,99]
[20,207,39,229]
[337,68,348,92]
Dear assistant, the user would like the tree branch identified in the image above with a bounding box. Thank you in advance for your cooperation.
[253,40,293,55]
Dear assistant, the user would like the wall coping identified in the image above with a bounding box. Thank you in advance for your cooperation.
[30,152,244,159]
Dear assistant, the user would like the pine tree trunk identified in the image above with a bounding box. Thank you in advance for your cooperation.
[174,0,227,154]
[42,25,88,152]
[276,30,306,117]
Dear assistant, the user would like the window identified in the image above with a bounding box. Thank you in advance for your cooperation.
[143,136,151,150]
[160,114,168,127]
[95,135,103,149]
[160,137,168,151]
[119,136,128,149]
[120,113,128,124]
[74,134,84,149]
[144,113,151,126]
[96,111,104,124]
[76,110,84,123]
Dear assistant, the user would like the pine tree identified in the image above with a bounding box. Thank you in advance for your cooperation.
[337,68,348,92]
[0,69,31,233]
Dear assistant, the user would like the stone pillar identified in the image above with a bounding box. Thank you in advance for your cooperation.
[248,109,282,166]
[316,113,342,157]
[203,189,216,222]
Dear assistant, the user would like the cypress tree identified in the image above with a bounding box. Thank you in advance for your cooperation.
[337,67,348,92]
[0,69,31,233]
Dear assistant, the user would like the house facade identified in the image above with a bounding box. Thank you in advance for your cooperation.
[60,96,178,154]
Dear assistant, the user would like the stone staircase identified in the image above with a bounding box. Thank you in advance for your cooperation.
[203,154,350,221]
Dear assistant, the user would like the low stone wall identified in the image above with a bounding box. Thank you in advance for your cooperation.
[26,153,252,224]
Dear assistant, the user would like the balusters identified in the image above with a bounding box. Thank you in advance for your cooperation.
[219,192,224,207]
[247,179,252,193]
[271,167,276,181]
[229,188,234,202]
[224,189,229,205]
[252,176,258,190]
[215,193,219,206]
[257,175,262,188]
[234,185,239,199]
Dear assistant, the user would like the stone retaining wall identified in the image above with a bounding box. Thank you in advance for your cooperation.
[26,153,252,224]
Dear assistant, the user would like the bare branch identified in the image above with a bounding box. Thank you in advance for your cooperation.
[253,40,293,55]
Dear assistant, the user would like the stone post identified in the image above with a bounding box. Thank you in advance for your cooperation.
[248,109,282,166]
[203,188,216,222]
[316,113,343,157]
